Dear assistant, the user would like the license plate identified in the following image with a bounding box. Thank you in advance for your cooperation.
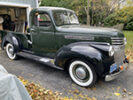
[110,64,117,73]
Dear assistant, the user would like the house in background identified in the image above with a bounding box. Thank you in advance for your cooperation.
[0,0,39,29]
[0,0,38,8]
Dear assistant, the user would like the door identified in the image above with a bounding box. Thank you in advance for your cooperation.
[31,12,56,58]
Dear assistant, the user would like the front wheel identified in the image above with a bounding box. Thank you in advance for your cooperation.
[69,60,97,87]
[6,43,17,60]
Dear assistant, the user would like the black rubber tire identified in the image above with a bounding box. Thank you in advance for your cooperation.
[68,59,97,87]
[6,43,18,60]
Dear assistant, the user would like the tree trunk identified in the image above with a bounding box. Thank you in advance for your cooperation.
[87,0,90,25]
[91,1,94,25]
[117,0,120,10]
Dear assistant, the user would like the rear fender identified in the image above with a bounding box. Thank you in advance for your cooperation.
[1,33,22,53]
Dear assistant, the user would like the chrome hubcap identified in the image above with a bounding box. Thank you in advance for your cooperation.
[75,67,87,80]
[9,48,13,54]
[8,46,14,54]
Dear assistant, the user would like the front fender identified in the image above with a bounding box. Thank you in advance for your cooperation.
[55,43,107,76]
[1,33,21,53]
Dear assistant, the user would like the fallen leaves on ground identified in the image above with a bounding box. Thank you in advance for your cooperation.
[126,46,133,63]
[123,88,127,93]
[114,93,121,96]
[18,76,63,100]
[128,92,132,95]
[68,86,98,100]
[113,86,133,99]
[18,77,97,100]
[130,96,133,100]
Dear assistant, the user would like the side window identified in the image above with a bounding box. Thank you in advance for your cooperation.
[34,13,51,27]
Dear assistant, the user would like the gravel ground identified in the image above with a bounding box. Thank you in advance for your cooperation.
[0,49,133,100]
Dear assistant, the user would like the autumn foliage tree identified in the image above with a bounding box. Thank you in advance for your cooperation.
[40,0,133,29]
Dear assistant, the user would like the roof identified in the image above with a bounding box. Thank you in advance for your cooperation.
[37,6,74,12]
[0,0,38,8]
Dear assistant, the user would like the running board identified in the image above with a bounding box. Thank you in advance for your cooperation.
[17,52,63,70]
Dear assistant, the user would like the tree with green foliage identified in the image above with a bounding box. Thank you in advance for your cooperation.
[104,6,133,30]
[40,0,72,9]
[40,0,128,27]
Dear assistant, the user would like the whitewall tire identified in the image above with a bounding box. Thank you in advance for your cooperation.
[69,60,97,87]
[6,43,17,60]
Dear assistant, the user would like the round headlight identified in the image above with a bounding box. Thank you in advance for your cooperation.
[109,46,114,56]
[124,37,127,45]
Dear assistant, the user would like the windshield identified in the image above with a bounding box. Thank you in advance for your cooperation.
[52,10,79,26]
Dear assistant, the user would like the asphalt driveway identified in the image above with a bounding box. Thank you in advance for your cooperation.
[0,49,133,100]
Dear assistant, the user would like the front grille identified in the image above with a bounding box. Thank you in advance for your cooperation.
[111,37,125,45]
[113,45,125,66]
[111,37,126,65]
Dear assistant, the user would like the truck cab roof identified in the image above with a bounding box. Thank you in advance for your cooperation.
[33,7,74,13]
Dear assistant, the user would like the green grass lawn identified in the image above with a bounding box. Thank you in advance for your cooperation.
[123,31,133,62]
[123,31,133,51]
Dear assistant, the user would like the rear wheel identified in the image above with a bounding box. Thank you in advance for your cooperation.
[69,60,97,87]
[6,43,17,60]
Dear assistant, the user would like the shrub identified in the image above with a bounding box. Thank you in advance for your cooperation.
[125,21,133,30]
[104,6,133,30]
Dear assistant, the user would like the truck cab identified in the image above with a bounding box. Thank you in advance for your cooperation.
[0,7,129,87]
[28,7,80,58]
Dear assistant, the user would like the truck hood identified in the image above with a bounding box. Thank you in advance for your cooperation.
[56,25,124,37]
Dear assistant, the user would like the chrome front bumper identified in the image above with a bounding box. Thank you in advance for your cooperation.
[105,62,129,82]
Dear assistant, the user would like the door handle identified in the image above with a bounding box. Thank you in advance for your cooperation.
[30,29,37,35]
[31,29,35,31]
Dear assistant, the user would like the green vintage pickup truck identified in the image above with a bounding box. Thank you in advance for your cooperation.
[0,7,129,87]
